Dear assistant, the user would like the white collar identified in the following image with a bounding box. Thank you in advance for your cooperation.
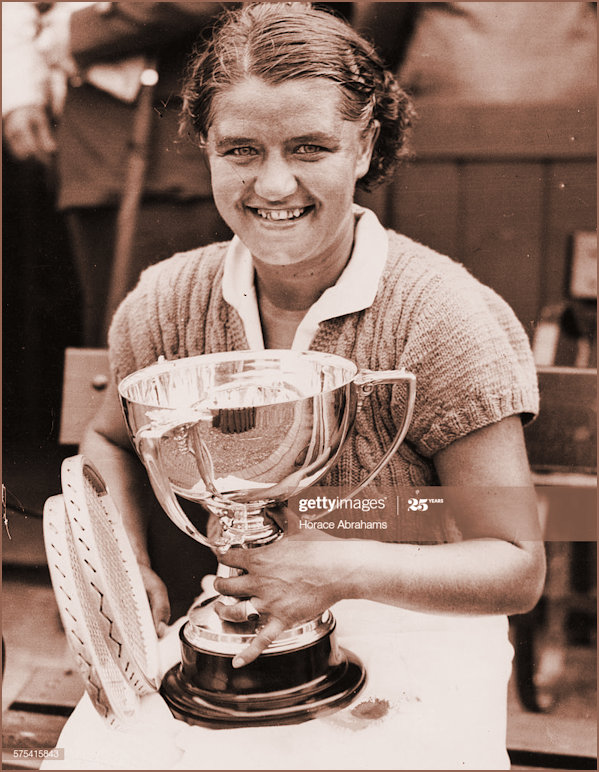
[221,204,389,351]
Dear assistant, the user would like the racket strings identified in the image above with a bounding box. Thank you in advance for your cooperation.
[45,501,138,721]
[82,471,153,673]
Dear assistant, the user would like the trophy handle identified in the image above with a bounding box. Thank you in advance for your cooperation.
[347,369,416,499]
[136,429,215,549]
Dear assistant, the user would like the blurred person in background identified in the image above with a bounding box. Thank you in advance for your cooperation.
[6,2,234,348]
[3,3,83,446]
[353,2,597,104]
[2,2,58,166]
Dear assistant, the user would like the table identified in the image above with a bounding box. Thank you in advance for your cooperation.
[41,601,513,770]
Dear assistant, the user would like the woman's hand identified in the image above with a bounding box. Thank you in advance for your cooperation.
[138,563,171,638]
[213,524,349,668]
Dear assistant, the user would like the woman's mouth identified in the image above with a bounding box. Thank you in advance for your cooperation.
[250,206,314,222]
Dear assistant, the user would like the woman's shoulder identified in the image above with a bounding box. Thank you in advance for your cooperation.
[125,240,231,321]
[385,230,480,291]
[381,231,538,456]
[379,229,534,372]
[136,240,230,290]
[383,229,514,320]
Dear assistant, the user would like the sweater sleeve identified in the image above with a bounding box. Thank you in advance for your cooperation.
[393,262,539,458]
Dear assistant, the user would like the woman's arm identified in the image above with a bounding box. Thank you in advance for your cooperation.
[215,415,546,667]
[79,379,171,634]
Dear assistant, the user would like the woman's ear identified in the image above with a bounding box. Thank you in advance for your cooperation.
[355,120,380,181]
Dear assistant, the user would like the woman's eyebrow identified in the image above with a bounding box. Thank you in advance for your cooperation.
[290,132,339,145]
[213,136,257,150]
[212,131,340,150]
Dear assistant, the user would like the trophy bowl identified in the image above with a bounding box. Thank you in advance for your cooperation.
[118,350,415,727]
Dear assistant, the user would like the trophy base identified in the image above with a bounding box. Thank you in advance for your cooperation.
[160,607,366,728]
[160,648,365,728]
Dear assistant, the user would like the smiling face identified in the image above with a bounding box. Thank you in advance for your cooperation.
[205,77,376,276]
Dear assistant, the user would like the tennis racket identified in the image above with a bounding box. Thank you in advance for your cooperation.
[60,455,160,695]
[43,494,140,726]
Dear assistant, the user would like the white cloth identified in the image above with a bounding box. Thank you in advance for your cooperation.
[41,605,512,770]
[1,2,48,115]
[222,204,389,351]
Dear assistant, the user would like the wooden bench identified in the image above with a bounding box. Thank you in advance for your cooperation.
[507,711,597,770]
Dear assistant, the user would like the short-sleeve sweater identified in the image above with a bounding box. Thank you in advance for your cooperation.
[109,230,538,496]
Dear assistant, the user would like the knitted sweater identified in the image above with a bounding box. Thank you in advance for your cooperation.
[109,230,538,510]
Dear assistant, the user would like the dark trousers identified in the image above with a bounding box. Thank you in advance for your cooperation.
[66,198,232,347]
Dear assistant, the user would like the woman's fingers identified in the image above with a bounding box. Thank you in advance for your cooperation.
[4,106,56,163]
[214,597,261,623]
[231,617,287,668]
[217,546,249,570]
[214,596,288,667]
[213,574,255,598]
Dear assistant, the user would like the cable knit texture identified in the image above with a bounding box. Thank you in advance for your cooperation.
[109,231,538,539]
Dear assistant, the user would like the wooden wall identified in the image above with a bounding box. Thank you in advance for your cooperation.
[357,102,597,337]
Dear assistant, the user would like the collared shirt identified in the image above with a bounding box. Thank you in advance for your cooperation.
[221,204,389,350]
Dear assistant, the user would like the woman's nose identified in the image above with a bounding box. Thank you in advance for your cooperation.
[253,154,298,200]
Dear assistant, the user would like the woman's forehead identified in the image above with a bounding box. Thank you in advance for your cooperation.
[208,76,345,136]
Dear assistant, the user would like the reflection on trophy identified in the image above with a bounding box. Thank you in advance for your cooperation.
[118,350,416,727]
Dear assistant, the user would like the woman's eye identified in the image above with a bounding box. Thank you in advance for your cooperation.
[228,147,257,157]
[296,144,326,155]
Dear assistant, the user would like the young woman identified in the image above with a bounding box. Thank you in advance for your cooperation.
[82,4,545,765]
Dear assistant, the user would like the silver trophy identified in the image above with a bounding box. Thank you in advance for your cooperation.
[118,349,416,726]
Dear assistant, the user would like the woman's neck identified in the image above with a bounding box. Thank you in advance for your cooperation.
[257,290,306,349]
[253,228,355,312]
[255,267,324,312]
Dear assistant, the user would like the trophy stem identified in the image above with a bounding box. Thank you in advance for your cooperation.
[211,499,284,550]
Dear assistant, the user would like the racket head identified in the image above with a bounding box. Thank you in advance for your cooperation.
[60,455,160,693]
[43,495,140,726]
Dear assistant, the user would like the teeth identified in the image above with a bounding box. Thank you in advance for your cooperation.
[256,208,306,221]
